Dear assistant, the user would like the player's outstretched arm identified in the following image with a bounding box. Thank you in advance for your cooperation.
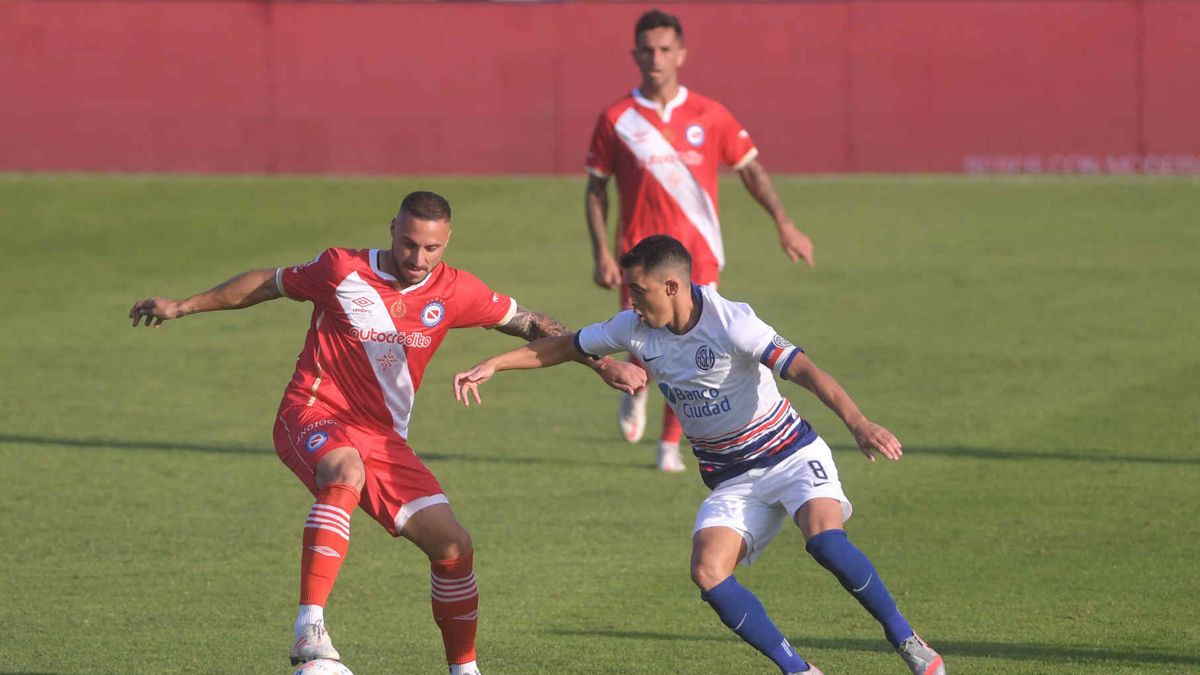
[736,158,814,267]
[453,335,583,407]
[493,305,645,392]
[584,174,621,290]
[783,352,902,462]
[129,268,282,328]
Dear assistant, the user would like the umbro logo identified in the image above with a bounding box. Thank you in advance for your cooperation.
[352,297,374,308]
[308,545,342,558]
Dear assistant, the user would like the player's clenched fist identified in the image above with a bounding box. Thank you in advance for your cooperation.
[129,297,184,328]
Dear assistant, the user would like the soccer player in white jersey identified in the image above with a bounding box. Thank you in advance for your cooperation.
[129,191,645,674]
[453,235,945,675]
[586,9,816,473]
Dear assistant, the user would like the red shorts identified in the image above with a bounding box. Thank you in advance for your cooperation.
[273,404,445,536]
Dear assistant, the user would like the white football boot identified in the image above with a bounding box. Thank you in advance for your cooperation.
[898,634,945,675]
[656,440,686,473]
[617,388,648,443]
[290,621,341,666]
[449,662,482,675]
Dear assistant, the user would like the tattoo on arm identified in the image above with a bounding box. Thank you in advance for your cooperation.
[495,305,572,342]
[495,305,612,371]
[585,175,611,256]
[738,160,785,220]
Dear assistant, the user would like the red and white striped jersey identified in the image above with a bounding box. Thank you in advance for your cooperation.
[586,87,757,277]
[276,248,516,439]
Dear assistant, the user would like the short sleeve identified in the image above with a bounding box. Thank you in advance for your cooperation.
[716,105,758,170]
[575,310,638,359]
[450,270,517,329]
[727,305,804,379]
[585,113,617,179]
[277,248,337,303]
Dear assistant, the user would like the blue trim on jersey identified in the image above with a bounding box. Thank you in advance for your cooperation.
[694,419,818,489]
[692,413,805,462]
[778,347,803,378]
[573,332,599,360]
[687,283,705,330]
[693,400,789,448]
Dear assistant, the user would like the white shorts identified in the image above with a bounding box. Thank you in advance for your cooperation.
[693,436,852,566]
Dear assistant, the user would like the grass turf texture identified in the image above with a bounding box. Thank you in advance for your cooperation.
[1,173,1197,674]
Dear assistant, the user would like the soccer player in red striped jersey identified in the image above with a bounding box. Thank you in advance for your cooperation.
[585,9,816,473]
[129,191,646,674]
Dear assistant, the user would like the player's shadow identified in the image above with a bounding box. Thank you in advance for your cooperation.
[9,433,1192,469]
[829,443,1200,466]
[549,630,1200,667]
[0,433,270,455]
[0,433,641,468]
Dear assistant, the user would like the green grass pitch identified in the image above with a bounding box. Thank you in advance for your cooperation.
[1,173,1198,674]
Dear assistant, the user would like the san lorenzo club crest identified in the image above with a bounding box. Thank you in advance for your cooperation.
[695,344,716,370]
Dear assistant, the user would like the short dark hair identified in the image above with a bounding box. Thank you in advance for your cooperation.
[635,9,683,43]
[398,191,451,222]
[619,235,692,277]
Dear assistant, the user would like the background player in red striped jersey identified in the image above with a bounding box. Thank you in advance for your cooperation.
[585,9,816,473]
[129,191,646,674]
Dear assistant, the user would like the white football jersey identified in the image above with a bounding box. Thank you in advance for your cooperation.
[576,285,817,488]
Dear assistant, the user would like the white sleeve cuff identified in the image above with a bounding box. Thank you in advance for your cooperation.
[732,147,760,171]
[490,297,518,328]
[274,268,298,301]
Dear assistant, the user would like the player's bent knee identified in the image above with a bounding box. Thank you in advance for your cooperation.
[402,503,474,560]
[315,446,366,491]
[432,523,468,559]
[690,559,733,591]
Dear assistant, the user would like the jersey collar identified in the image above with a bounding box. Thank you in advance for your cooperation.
[632,86,689,123]
[371,249,441,294]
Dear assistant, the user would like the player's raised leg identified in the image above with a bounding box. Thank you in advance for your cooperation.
[401,502,481,675]
[692,527,818,674]
[795,498,944,675]
[291,445,365,665]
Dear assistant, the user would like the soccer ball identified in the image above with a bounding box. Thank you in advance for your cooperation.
[292,659,353,675]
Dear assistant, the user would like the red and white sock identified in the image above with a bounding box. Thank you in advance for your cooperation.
[297,483,358,623]
[431,552,479,665]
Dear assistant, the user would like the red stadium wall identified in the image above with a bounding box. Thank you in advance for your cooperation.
[2,0,1198,174]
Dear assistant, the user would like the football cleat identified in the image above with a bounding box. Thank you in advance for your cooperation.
[789,665,823,675]
[656,441,686,473]
[290,621,341,666]
[617,388,648,443]
[448,662,482,675]
[898,634,945,675]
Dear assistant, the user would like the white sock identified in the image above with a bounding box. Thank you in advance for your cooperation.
[294,604,325,640]
[449,661,480,675]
